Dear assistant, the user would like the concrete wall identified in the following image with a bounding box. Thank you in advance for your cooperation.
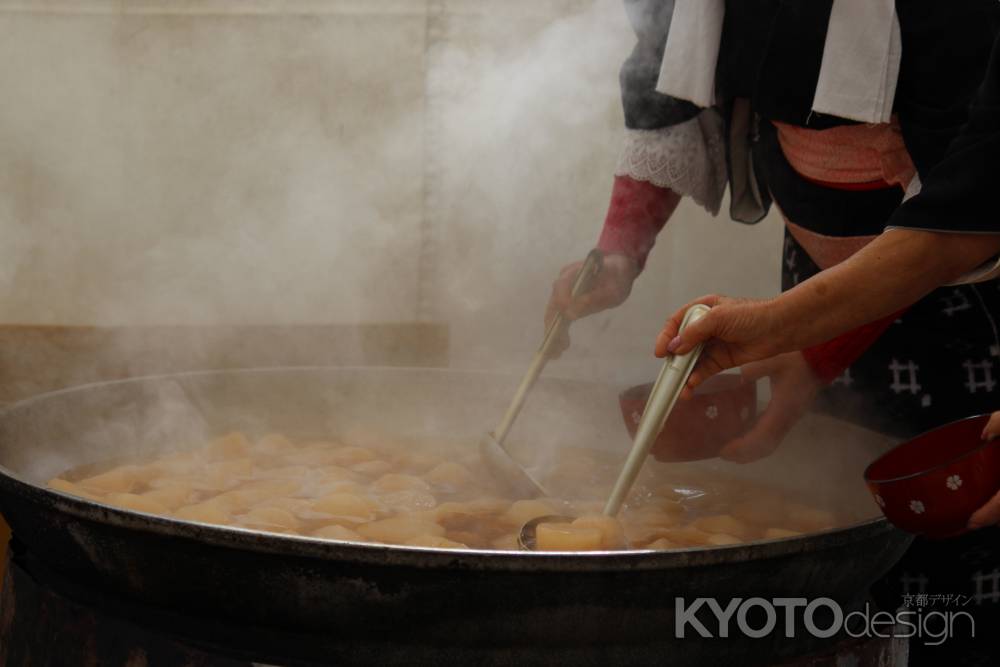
[0,0,784,385]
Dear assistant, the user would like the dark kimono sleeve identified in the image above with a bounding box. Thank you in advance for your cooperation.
[620,0,701,130]
[885,34,1000,284]
[888,35,1000,237]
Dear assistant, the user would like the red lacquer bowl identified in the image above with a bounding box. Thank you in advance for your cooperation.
[619,373,757,462]
[864,414,1000,539]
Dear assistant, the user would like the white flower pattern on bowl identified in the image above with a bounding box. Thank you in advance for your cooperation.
[705,405,719,420]
[946,475,963,491]
[909,500,925,515]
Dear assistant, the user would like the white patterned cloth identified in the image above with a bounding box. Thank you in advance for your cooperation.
[614,110,727,215]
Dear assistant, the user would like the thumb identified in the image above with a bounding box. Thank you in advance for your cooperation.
[718,398,796,463]
[968,488,1000,529]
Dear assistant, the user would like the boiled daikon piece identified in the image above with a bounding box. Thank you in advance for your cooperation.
[141,484,194,511]
[241,506,300,532]
[661,526,716,547]
[373,473,431,494]
[404,535,468,549]
[692,514,750,538]
[356,516,445,544]
[424,462,475,491]
[310,493,380,523]
[174,502,231,526]
[535,522,603,551]
[48,478,101,501]
[284,445,342,467]
[785,504,837,532]
[732,494,787,526]
[312,524,365,541]
[705,533,742,546]
[501,499,557,526]
[378,490,437,513]
[350,460,394,477]
[763,527,802,540]
[646,537,677,550]
[624,506,682,529]
[206,432,252,461]
[255,433,295,456]
[329,446,378,466]
[571,515,625,549]
[106,492,170,516]
[78,465,142,494]
[491,533,521,550]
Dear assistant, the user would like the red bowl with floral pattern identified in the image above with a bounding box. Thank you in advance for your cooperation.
[864,414,1000,539]
[619,373,757,462]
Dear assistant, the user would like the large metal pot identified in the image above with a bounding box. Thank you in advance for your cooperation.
[0,368,911,665]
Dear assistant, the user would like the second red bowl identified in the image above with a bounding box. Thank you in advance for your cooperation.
[619,373,757,462]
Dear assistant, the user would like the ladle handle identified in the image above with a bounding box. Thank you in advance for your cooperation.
[492,249,603,446]
[603,304,711,516]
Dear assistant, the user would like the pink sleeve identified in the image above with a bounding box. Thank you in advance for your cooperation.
[597,175,677,270]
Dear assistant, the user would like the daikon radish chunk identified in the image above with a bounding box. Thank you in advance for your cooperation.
[356,516,445,544]
[241,506,300,531]
[662,526,715,547]
[310,493,380,523]
[763,527,803,540]
[106,493,170,516]
[206,432,252,461]
[491,533,521,550]
[705,533,742,546]
[785,504,837,532]
[501,499,557,526]
[378,490,437,513]
[284,446,342,467]
[350,460,393,477]
[174,502,231,526]
[79,466,141,494]
[404,535,468,549]
[535,523,603,551]
[255,433,295,455]
[48,478,100,501]
[312,524,365,541]
[647,537,677,550]
[141,484,194,511]
[692,514,750,538]
[424,462,475,490]
[571,515,625,549]
[373,473,431,494]
[624,507,682,529]
[330,447,377,466]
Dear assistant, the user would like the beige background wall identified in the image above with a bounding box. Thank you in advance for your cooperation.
[0,0,784,386]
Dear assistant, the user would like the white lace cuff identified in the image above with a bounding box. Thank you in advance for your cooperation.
[615,110,727,216]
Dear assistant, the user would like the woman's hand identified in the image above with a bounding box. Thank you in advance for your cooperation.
[715,352,822,463]
[653,294,793,396]
[545,253,640,358]
[967,411,1000,529]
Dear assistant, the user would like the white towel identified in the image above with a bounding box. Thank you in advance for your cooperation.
[656,0,901,124]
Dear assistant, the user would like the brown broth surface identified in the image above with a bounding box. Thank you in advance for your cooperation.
[47,431,853,551]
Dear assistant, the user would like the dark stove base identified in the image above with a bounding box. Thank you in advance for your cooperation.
[0,542,908,667]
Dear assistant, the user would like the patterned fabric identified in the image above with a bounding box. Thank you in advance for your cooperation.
[782,230,1000,662]
[615,110,727,216]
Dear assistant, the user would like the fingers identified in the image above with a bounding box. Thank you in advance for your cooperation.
[982,411,1000,440]
[655,296,724,357]
[546,262,583,329]
[968,488,1000,529]
[718,394,801,464]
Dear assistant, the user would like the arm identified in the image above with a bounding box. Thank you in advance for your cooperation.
[659,32,1000,384]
